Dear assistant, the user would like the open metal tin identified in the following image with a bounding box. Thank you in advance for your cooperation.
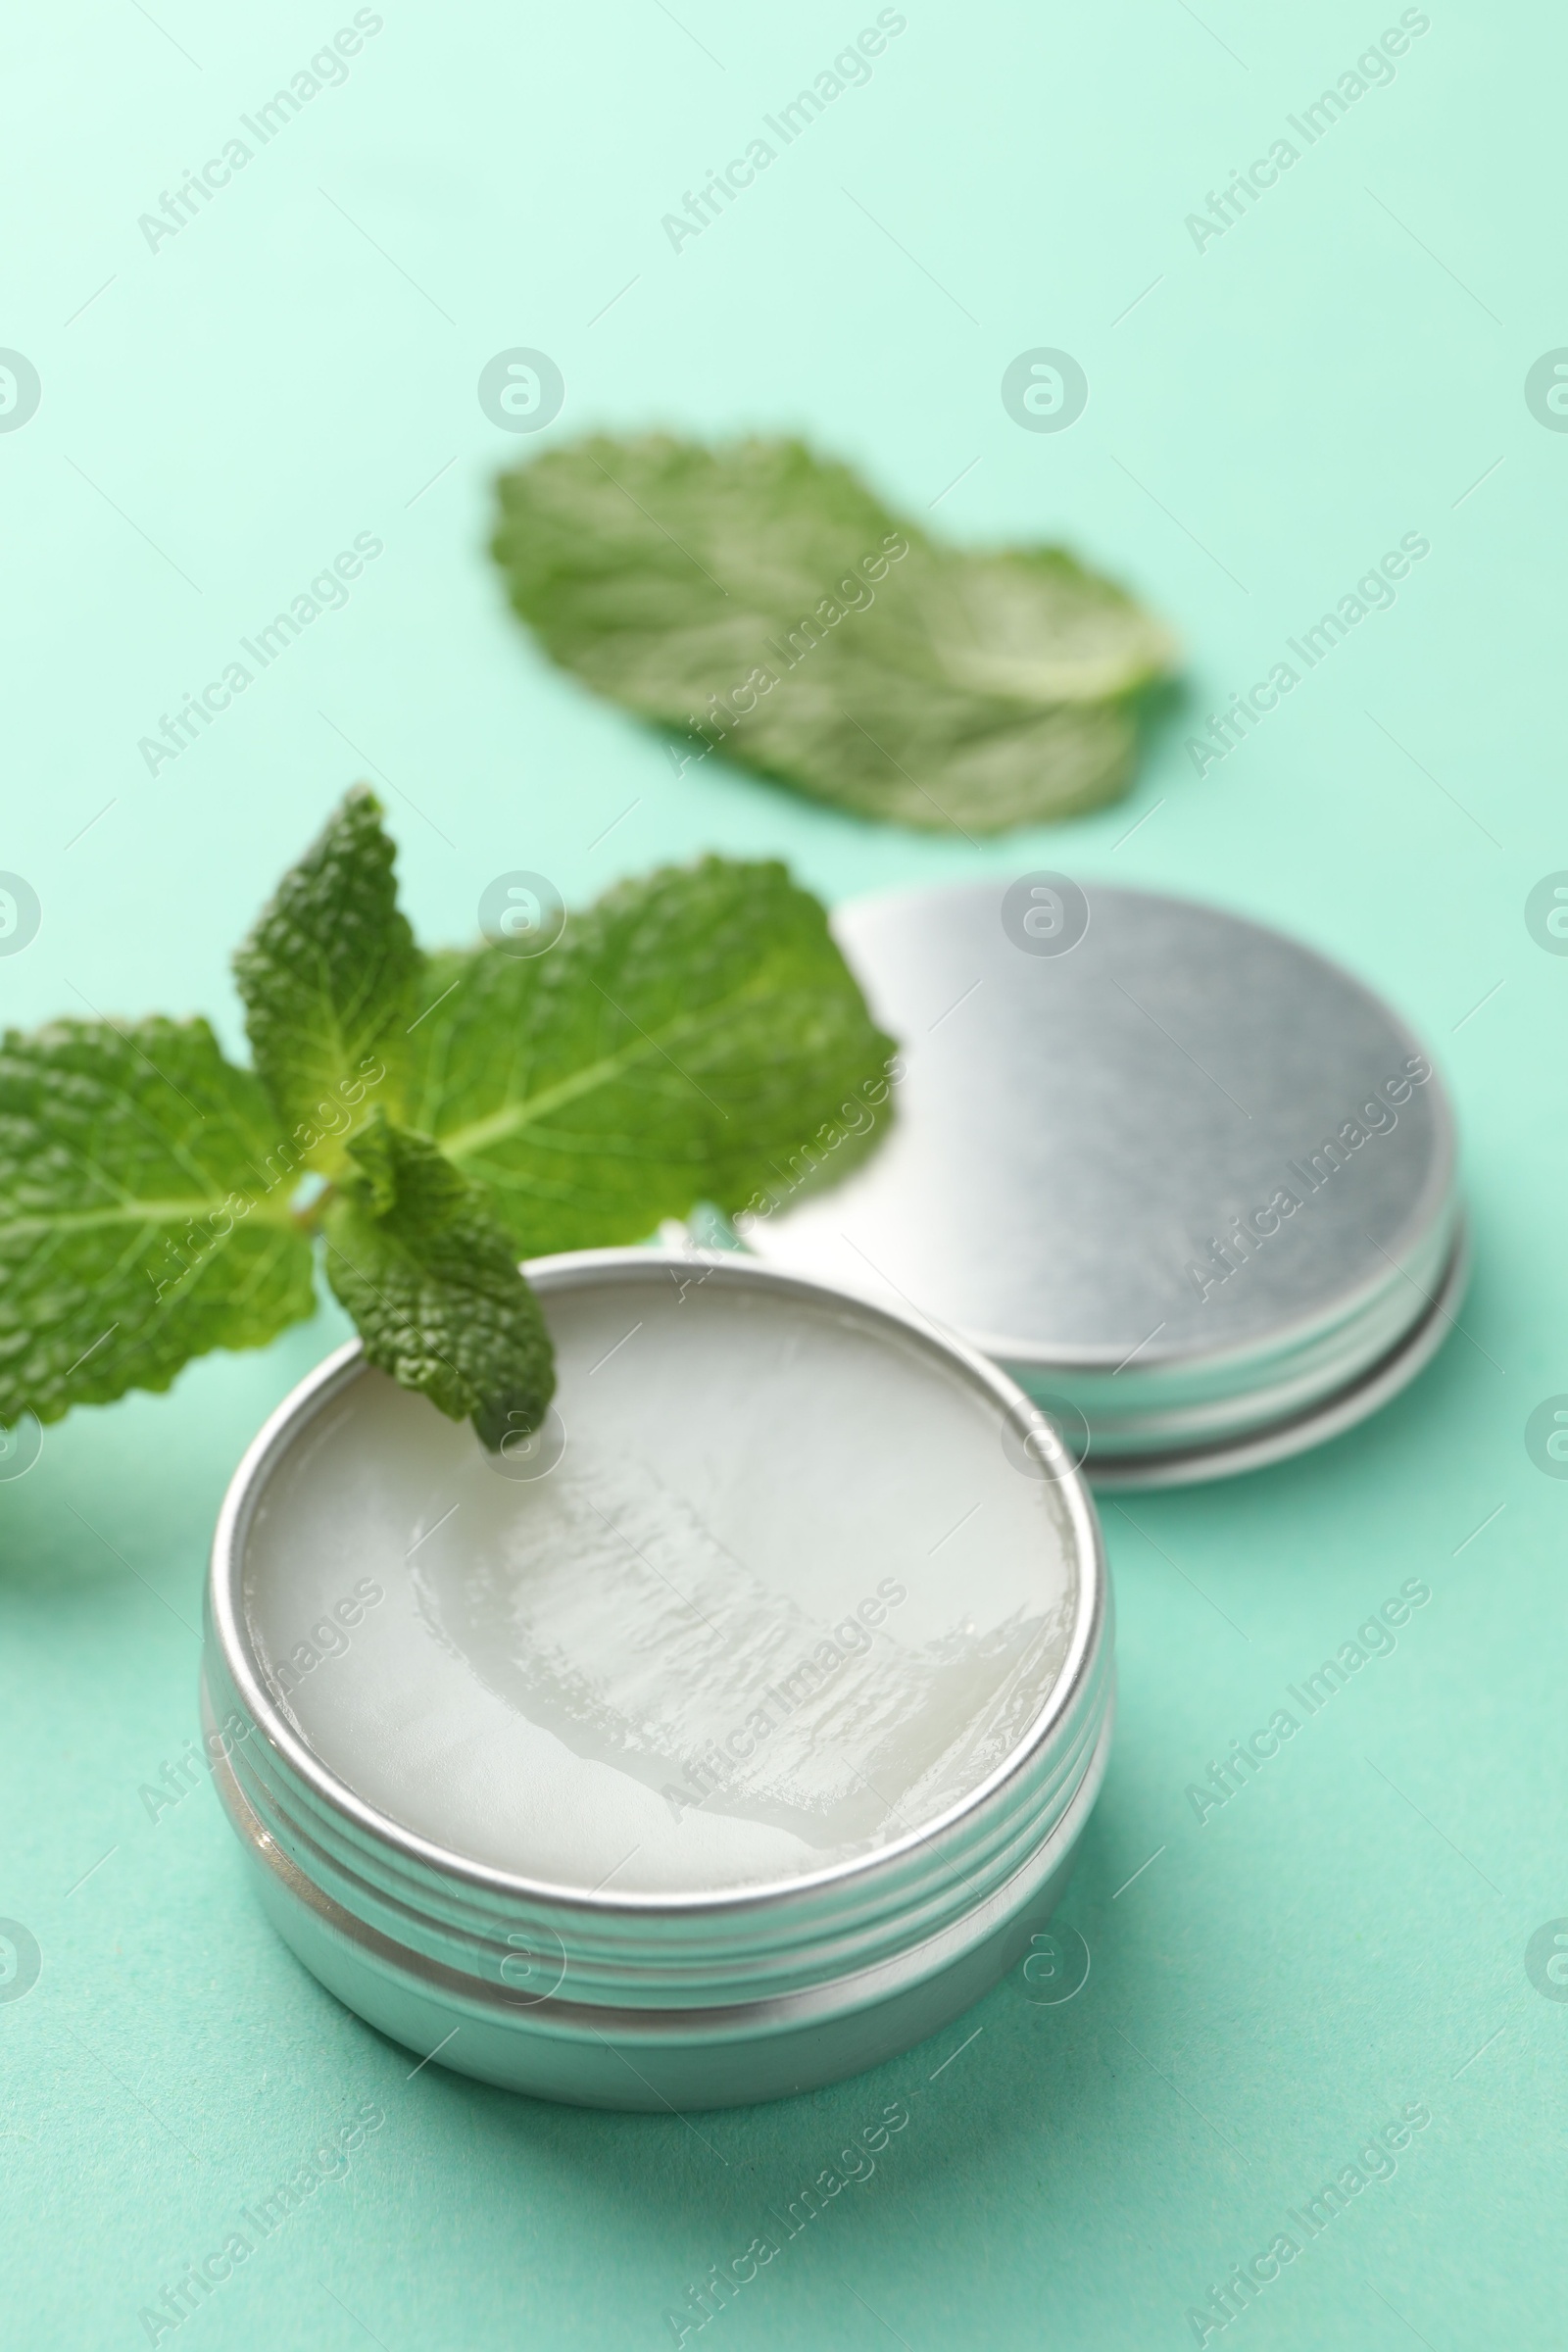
[204,1250,1111,2110]
[745,880,1464,1488]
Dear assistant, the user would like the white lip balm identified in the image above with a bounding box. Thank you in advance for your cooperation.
[245,1266,1078,1891]
[207,1250,1111,2109]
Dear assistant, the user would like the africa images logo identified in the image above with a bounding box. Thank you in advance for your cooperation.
[1524,1396,1568,1479]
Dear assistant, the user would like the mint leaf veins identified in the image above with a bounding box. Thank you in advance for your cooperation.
[323,1110,555,1450]
[0,790,895,1446]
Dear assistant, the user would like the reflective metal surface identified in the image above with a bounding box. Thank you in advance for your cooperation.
[205,1250,1113,2109]
[746,881,1463,1484]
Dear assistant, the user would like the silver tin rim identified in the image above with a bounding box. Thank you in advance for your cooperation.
[202,1683,1115,2049]
[1071,1225,1468,1489]
[206,1249,1112,2030]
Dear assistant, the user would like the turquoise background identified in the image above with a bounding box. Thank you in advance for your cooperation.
[3,1,1564,2343]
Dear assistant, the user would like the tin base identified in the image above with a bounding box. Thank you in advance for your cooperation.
[206,1698,1111,2112]
[1074,1232,1469,1491]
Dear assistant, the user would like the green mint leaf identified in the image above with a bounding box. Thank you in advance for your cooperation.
[491,434,1175,831]
[232,785,420,1166]
[404,856,897,1253]
[323,1110,554,1448]
[0,1017,315,1424]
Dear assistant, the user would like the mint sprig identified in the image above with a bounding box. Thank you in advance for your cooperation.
[491,434,1176,832]
[0,790,895,1445]
[233,780,420,1158]
[323,1111,555,1449]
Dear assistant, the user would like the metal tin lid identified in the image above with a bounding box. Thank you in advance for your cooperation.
[744,881,1464,1487]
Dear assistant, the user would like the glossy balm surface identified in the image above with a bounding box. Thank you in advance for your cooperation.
[241,1272,1079,1896]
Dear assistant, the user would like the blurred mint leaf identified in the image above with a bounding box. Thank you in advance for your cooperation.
[323,1111,553,1447]
[404,856,897,1253]
[233,785,420,1167]
[0,1017,315,1424]
[491,434,1175,831]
